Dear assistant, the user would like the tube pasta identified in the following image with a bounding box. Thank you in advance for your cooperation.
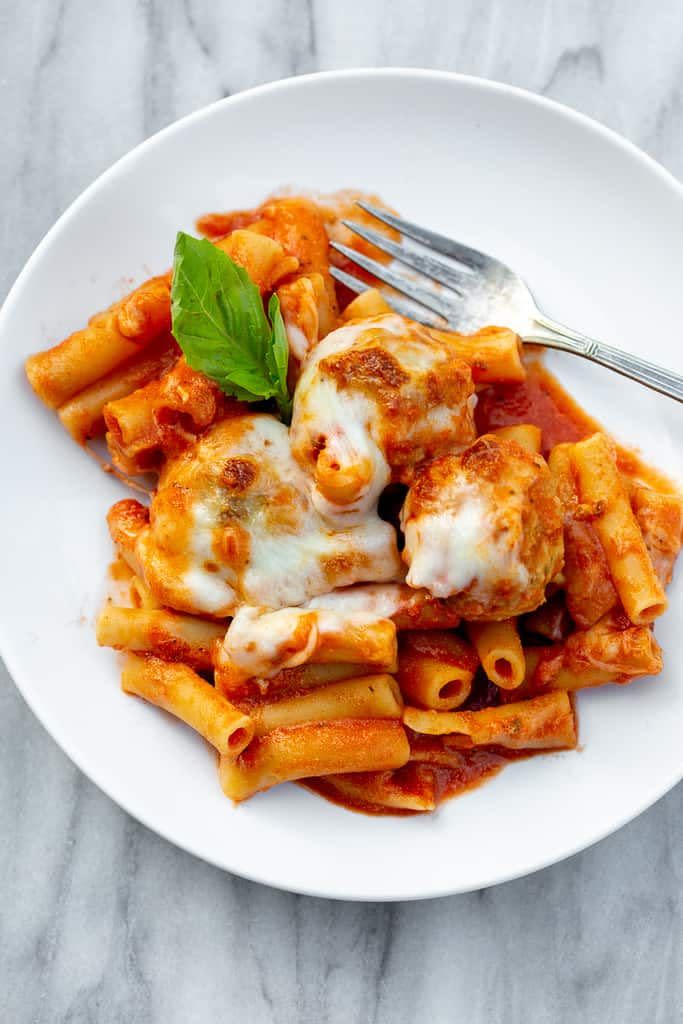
[57,335,178,443]
[97,605,226,671]
[130,575,162,610]
[216,606,397,691]
[215,661,377,701]
[467,619,525,689]
[314,765,437,812]
[341,288,394,321]
[104,357,231,472]
[107,499,149,575]
[25,274,172,409]
[249,674,403,736]
[548,442,618,628]
[207,202,327,280]
[218,719,411,801]
[571,433,667,624]
[520,612,663,695]
[631,485,683,586]
[276,272,337,364]
[403,692,576,750]
[433,326,525,384]
[213,229,299,292]
[105,379,164,466]
[27,232,281,428]
[522,648,614,693]
[491,423,542,454]
[396,631,478,710]
[122,654,253,757]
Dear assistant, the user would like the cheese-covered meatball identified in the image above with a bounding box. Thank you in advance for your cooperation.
[290,314,476,525]
[401,435,564,619]
[133,413,402,616]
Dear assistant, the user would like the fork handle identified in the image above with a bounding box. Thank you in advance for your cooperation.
[532,312,683,404]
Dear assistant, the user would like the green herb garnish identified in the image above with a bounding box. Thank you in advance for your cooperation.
[171,232,292,421]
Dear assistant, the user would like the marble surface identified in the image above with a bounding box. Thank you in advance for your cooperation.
[2,2,683,1021]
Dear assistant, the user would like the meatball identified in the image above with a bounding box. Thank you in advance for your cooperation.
[290,313,476,525]
[401,435,564,619]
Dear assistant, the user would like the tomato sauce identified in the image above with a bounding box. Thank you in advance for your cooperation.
[475,361,588,454]
[476,360,678,492]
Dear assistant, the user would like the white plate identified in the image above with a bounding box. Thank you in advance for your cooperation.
[1,70,682,901]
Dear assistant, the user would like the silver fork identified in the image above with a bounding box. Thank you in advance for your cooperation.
[329,201,683,404]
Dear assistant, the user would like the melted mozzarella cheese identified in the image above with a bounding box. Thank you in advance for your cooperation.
[183,498,239,613]
[291,319,400,524]
[290,314,475,528]
[277,275,322,361]
[305,583,407,619]
[139,413,402,616]
[304,376,391,524]
[225,606,319,676]
[223,604,395,679]
[403,486,529,600]
[285,322,311,362]
[235,513,399,610]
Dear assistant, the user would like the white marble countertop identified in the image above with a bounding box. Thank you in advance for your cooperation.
[2,2,682,1021]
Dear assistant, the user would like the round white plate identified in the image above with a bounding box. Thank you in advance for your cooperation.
[1,70,682,901]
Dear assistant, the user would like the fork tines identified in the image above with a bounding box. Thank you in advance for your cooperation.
[330,201,487,328]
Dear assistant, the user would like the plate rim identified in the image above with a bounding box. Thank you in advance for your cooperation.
[1,67,682,901]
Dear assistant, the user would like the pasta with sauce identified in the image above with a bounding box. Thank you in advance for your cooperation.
[25,189,683,816]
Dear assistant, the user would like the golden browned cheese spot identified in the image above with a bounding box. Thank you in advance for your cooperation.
[291,315,476,493]
[216,520,251,570]
[461,432,540,479]
[157,482,192,519]
[425,371,445,405]
[263,484,304,532]
[322,344,410,400]
[321,550,371,583]
[221,457,257,492]
[406,455,455,508]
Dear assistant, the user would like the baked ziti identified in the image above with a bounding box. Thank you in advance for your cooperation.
[25,191,682,814]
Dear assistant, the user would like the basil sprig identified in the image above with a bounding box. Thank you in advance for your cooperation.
[171,232,292,421]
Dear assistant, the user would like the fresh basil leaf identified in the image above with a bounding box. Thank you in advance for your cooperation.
[267,293,293,421]
[171,232,292,420]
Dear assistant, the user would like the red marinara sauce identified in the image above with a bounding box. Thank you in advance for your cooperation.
[476,359,673,491]
[475,360,594,454]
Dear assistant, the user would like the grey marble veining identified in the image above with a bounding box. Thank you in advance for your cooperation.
[1,2,682,1021]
